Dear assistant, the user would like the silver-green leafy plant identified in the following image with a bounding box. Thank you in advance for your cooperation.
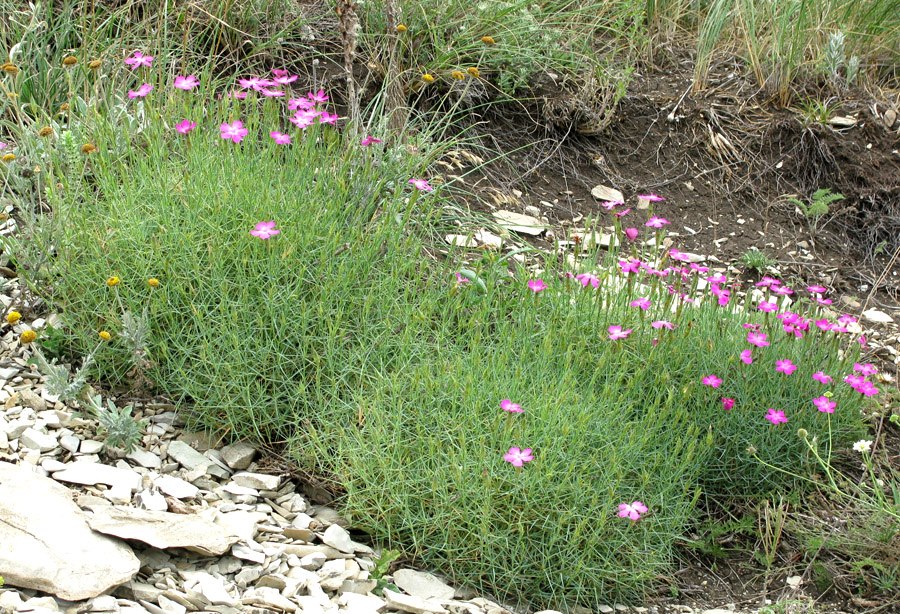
[821,31,861,90]
[28,340,96,403]
[87,394,147,453]
[121,306,153,389]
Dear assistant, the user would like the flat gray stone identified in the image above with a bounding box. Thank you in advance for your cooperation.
[126,448,162,469]
[393,569,455,601]
[154,474,199,499]
[87,505,240,556]
[59,434,80,453]
[80,439,105,454]
[0,461,140,600]
[220,441,257,470]
[383,589,448,614]
[320,524,354,554]
[53,461,142,492]
[231,471,280,491]
[165,440,210,470]
[20,427,57,452]
[134,489,168,511]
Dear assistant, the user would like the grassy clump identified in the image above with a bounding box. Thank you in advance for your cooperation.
[7,55,876,612]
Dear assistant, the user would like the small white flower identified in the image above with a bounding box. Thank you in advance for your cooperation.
[853,439,873,453]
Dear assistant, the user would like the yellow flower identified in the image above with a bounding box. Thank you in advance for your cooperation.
[396,24,407,32]
[3,64,19,74]
[6,311,21,324]
[63,55,78,67]
[147,278,160,287]
[422,73,435,83]
[99,330,111,340]
[39,126,53,137]
[451,70,466,80]
[89,59,102,70]
[466,67,480,78]
[106,276,121,287]
[81,143,98,154]
[481,36,495,45]
[60,103,70,112]
[1,154,14,163]
[20,330,36,344]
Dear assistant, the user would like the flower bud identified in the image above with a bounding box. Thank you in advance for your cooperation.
[797,428,808,439]
[20,330,36,344]
[63,55,78,67]
[99,330,111,340]
[106,276,121,287]
[6,311,21,324]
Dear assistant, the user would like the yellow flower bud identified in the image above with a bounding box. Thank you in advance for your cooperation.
[396,24,407,32]
[3,64,19,74]
[63,55,78,67]
[99,330,111,340]
[60,103,70,112]
[422,73,434,83]
[481,36,495,45]
[89,59,102,70]
[466,67,480,78]
[20,330,36,344]
[81,143,98,154]
[451,70,466,80]
[1,154,14,163]
[147,278,160,287]
[39,126,53,137]
[106,276,121,287]
[6,311,21,324]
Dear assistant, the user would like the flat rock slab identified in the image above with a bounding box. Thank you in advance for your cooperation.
[0,461,140,601]
[492,210,545,236]
[392,569,455,601]
[166,440,210,470]
[87,505,240,556]
[383,589,448,614]
[590,185,624,203]
[53,460,142,492]
[231,471,280,491]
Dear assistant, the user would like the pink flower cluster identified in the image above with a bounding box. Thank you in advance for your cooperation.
[122,55,390,147]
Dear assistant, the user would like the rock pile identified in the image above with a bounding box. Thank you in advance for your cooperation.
[0,384,517,614]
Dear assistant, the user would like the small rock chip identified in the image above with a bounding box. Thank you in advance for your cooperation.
[20,428,58,452]
[590,185,624,203]
[220,441,257,470]
[320,524,354,554]
[863,309,894,324]
[231,471,281,491]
